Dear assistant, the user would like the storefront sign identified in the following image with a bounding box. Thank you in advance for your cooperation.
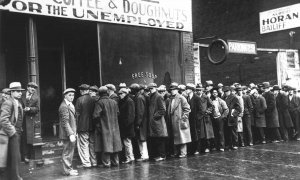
[132,72,157,79]
[260,3,300,34]
[193,43,201,84]
[227,40,257,55]
[0,0,192,32]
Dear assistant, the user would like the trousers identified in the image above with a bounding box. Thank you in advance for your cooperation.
[62,140,76,175]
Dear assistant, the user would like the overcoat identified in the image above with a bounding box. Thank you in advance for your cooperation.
[252,95,267,127]
[224,94,242,126]
[276,93,293,128]
[263,91,279,128]
[93,95,122,153]
[118,95,135,138]
[133,92,148,141]
[187,93,201,141]
[199,94,214,139]
[58,100,77,140]
[22,92,39,144]
[168,93,191,144]
[109,93,119,103]
[148,91,167,137]
[288,95,300,129]
[75,94,95,132]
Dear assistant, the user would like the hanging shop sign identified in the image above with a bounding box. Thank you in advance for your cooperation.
[0,0,192,32]
[259,3,300,34]
[227,40,257,55]
[132,72,157,80]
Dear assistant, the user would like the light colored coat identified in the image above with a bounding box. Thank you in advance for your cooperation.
[168,93,191,145]
[58,100,77,140]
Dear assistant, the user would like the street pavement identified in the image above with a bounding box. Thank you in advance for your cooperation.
[21,141,300,180]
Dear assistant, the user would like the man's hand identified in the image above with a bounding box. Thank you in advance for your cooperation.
[69,134,76,142]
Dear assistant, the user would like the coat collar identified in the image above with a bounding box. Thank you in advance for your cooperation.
[170,94,181,114]
[63,100,75,115]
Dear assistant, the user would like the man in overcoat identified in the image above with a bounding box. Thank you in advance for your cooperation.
[118,88,135,163]
[93,86,122,167]
[262,82,281,142]
[148,83,167,161]
[59,88,78,176]
[0,82,25,180]
[106,84,119,103]
[21,82,39,162]
[75,84,97,168]
[130,84,149,161]
[168,82,191,158]
[223,86,242,150]
[287,86,300,140]
[251,89,267,144]
[242,86,254,146]
[186,83,201,155]
[273,85,294,141]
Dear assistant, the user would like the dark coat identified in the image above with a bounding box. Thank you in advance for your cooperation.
[58,100,77,140]
[22,92,39,144]
[252,95,267,127]
[168,94,191,144]
[93,95,122,153]
[75,94,95,132]
[224,94,242,126]
[263,91,279,128]
[133,92,148,141]
[148,91,167,137]
[288,95,300,127]
[276,93,293,128]
[109,93,119,103]
[187,93,201,141]
[198,93,214,139]
[0,97,23,137]
[242,94,253,116]
[118,95,135,138]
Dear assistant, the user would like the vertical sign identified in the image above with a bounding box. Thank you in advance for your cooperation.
[193,43,201,84]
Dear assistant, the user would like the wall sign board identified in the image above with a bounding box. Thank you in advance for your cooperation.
[227,40,257,55]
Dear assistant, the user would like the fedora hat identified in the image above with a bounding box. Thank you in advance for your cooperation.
[148,83,157,89]
[170,82,179,90]
[196,83,204,90]
[272,85,281,91]
[186,83,196,91]
[9,82,25,91]
[262,82,270,88]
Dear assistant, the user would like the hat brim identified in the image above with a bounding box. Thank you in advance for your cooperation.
[9,88,25,91]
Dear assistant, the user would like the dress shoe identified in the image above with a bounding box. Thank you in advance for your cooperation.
[249,143,253,146]
[154,157,166,162]
[122,159,134,164]
[232,146,238,150]
[219,148,224,152]
[68,170,79,176]
[262,140,266,144]
[204,148,210,153]
[194,151,199,155]
[178,154,187,158]
[136,158,149,162]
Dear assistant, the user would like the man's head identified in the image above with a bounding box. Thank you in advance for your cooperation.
[288,87,295,95]
[148,83,157,94]
[118,88,128,99]
[195,83,204,96]
[158,85,167,96]
[79,84,90,95]
[170,82,179,96]
[63,88,75,102]
[98,86,108,96]
[223,86,231,97]
[186,83,195,95]
[9,82,25,99]
[262,82,271,92]
[89,85,99,97]
[105,84,116,96]
[217,83,223,94]
[27,82,38,94]
[236,87,243,96]
[251,89,259,98]
[272,85,281,96]
[211,88,219,99]
[2,88,10,100]
[129,83,140,95]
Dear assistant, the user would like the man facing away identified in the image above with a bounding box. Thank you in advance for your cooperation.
[59,88,78,176]
[75,84,97,168]
[0,82,26,180]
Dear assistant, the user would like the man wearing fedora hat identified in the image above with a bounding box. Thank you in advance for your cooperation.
[0,82,26,180]
[59,88,78,176]
[75,84,97,168]
[287,86,300,140]
[21,82,39,163]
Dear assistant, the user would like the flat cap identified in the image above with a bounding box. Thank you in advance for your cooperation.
[217,83,223,88]
[105,84,116,91]
[157,85,166,92]
[27,82,38,88]
[223,86,230,92]
[148,83,157,88]
[79,84,90,90]
[89,85,99,92]
[249,83,256,89]
[118,88,129,94]
[230,85,236,91]
[186,83,196,90]
[205,80,213,86]
[178,84,186,91]
[2,88,10,94]
[262,82,270,88]
[119,83,127,88]
[63,88,76,95]
[170,82,179,90]
[99,86,108,93]
[129,83,140,90]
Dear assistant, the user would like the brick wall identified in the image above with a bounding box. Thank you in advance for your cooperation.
[193,0,300,86]
[182,32,195,84]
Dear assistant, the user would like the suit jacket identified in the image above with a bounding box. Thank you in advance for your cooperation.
[0,97,23,137]
[22,92,39,144]
[59,100,77,140]
[75,94,95,132]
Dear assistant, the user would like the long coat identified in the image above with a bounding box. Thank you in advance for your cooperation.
[109,93,119,103]
[118,95,135,138]
[276,93,293,128]
[22,92,39,144]
[75,94,95,132]
[0,97,23,137]
[288,95,300,129]
[93,95,122,153]
[148,91,167,137]
[187,93,201,141]
[263,91,279,128]
[224,94,242,126]
[58,100,77,140]
[168,94,191,144]
[133,92,148,141]
[252,95,267,127]
[199,94,214,139]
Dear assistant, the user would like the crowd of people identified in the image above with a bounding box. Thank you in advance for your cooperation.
[0,80,300,178]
